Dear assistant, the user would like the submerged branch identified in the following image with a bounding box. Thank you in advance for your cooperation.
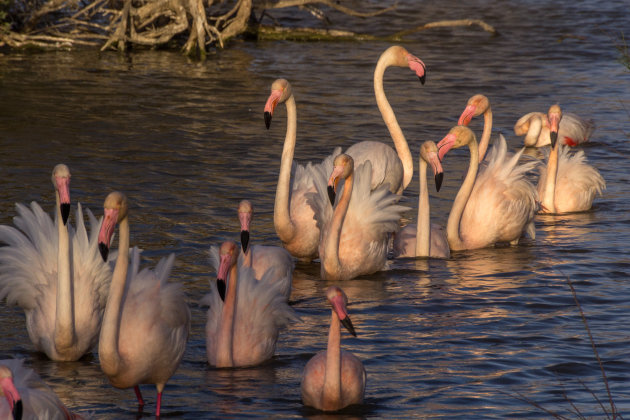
[391,18,498,39]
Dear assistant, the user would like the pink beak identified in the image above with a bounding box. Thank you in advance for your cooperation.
[330,294,356,337]
[437,133,457,162]
[406,53,426,85]
[264,89,282,129]
[458,104,476,126]
[98,207,119,261]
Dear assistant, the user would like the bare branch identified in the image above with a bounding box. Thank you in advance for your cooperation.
[260,0,396,18]
[391,18,498,39]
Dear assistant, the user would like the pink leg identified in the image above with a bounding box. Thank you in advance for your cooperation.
[134,386,145,406]
[156,392,162,417]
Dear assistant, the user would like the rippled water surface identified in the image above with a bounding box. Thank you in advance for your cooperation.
[1,0,630,418]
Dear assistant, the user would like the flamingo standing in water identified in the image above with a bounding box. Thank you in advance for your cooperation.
[1,359,82,419]
[393,141,450,259]
[437,126,538,251]
[204,241,298,368]
[264,78,341,261]
[301,286,366,411]
[0,164,111,361]
[537,105,605,213]
[514,108,594,147]
[97,192,190,417]
[345,45,427,194]
[308,154,409,281]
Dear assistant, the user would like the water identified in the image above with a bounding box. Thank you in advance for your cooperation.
[0,0,629,418]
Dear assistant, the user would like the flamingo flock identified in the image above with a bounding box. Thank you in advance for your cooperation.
[0,44,607,417]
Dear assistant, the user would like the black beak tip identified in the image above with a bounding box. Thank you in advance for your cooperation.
[217,279,226,302]
[340,316,356,337]
[435,172,443,192]
[418,75,426,85]
[60,203,70,225]
[264,111,272,129]
[98,242,109,262]
[550,131,558,148]
[13,399,23,420]
[240,230,250,253]
[327,185,336,206]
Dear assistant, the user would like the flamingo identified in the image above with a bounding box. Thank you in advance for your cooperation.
[457,94,494,162]
[393,141,450,259]
[1,359,82,419]
[514,108,594,147]
[264,78,341,261]
[308,154,409,281]
[537,105,605,213]
[97,192,190,417]
[204,241,298,368]
[301,286,366,412]
[345,45,427,194]
[437,126,539,251]
[0,164,111,361]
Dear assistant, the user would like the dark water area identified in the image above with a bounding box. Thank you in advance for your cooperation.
[1,0,630,418]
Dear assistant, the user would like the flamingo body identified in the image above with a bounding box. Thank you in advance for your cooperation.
[345,141,403,194]
[514,111,594,147]
[393,223,450,259]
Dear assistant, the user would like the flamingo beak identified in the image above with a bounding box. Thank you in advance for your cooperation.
[217,280,226,301]
[240,231,250,253]
[340,316,356,337]
[330,294,356,337]
[264,89,282,129]
[548,113,560,148]
[97,208,119,262]
[216,253,232,302]
[55,175,71,225]
[327,165,344,205]
[437,133,456,162]
[458,105,476,126]
[427,151,444,192]
[407,53,426,85]
[1,375,23,420]
[238,211,251,253]
[327,185,336,206]
[13,400,23,420]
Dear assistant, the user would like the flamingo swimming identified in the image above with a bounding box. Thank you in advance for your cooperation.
[1,359,81,419]
[204,241,298,368]
[97,192,190,417]
[514,108,594,147]
[308,154,409,281]
[393,141,450,259]
[345,45,427,194]
[264,78,341,261]
[0,164,111,361]
[437,126,539,251]
[537,105,605,213]
[301,286,366,412]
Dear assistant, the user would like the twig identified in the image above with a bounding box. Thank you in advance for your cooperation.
[260,0,396,18]
[391,18,498,40]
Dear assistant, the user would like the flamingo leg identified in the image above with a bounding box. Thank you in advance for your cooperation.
[134,385,145,406]
[156,391,162,417]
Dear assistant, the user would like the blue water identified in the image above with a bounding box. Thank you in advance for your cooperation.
[1,0,630,418]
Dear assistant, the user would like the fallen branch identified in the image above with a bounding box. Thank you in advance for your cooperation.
[391,18,498,39]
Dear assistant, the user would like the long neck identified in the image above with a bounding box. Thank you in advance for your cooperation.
[478,107,493,162]
[322,174,353,278]
[524,116,542,147]
[322,310,342,410]
[541,144,559,213]
[416,159,430,256]
[374,54,413,190]
[446,140,479,251]
[99,216,129,376]
[54,191,75,352]
[216,263,237,367]
[273,94,297,243]
[243,248,252,268]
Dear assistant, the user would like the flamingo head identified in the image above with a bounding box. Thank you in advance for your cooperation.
[264,79,292,129]
[52,164,71,226]
[437,125,476,161]
[217,241,239,301]
[326,286,356,337]
[420,141,444,192]
[98,191,128,262]
[458,94,489,126]
[327,154,354,205]
[0,365,23,420]
[237,200,253,253]
[547,104,562,148]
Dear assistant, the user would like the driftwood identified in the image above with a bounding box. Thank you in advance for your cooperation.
[0,0,497,56]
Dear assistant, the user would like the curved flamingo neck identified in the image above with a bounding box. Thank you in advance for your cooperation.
[216,263,237,367]
[322,173,353,279]
[322,309,342,410]
[542,144,559,213]
[374,51,413,191]
[416,158,430,256]
[446,140,479,251]
[478,107,493,162]
[524,115,543,147]
[54,190,76,352]
[99,216,130,377]
[273,94,297,243]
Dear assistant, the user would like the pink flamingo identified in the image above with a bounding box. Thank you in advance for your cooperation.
[345,45,427,194]
[393,141,450,259]
[537,105,605,213]
[437,126,538,250]
[0,164,111,361]
[264,78,341,261]
[514,108,594,147]
[204,241,298,368]
[1,359,81,419]
[308,154,409,280]
[97,192,190,417]
[457,94,494,162]
[301,286,366,411]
